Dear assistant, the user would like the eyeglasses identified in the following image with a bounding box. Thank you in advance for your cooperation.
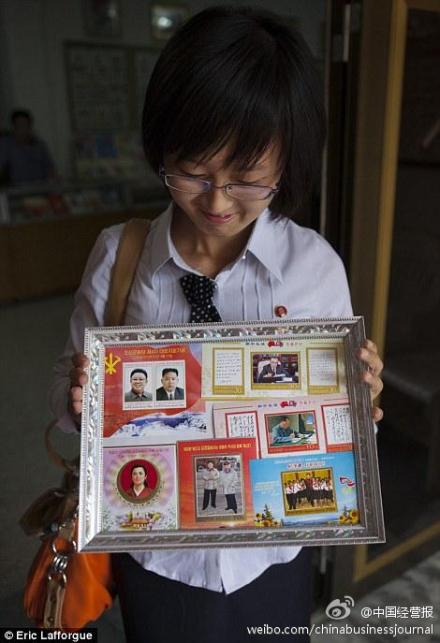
[159,167,279,201]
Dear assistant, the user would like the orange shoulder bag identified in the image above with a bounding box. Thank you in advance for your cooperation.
[21,218,151,630]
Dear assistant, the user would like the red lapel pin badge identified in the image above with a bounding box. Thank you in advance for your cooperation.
[274,305,288,318]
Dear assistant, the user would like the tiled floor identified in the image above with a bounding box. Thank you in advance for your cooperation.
[0,293,124,638]
[312,550,440,642]
[1,293,438,641]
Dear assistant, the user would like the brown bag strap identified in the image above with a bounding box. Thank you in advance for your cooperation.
[105,217,151,326]
[47,217,151,473]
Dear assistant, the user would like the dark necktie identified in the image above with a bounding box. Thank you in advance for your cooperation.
[180,274,223,323]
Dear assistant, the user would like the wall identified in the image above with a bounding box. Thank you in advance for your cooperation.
[0,0,326,178]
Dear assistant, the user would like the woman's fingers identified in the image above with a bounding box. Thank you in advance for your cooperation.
[69,366,88,387]
[357,339,385,421]
[70,353,89,386]
[372,406,384,422]
[70,385,83,416]
[362,369,384,399]
[69,353,89,424]
[72,353,89,369]
[357,341,383,378]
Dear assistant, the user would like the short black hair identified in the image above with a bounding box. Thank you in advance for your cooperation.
[11,110,32,125]
[280,416,289,422]
[130,368,148,379]
[142,6,325,217]
[162,368,178,377]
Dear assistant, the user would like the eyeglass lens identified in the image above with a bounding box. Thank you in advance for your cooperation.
[164,174,274,200]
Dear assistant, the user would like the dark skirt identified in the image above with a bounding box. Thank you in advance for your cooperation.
[112,548,312,643]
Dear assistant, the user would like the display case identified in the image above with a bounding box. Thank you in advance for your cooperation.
[0,179,168,301]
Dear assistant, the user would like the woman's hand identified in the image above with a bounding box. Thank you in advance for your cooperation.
[357,339,384,422]
[69,353,89,428]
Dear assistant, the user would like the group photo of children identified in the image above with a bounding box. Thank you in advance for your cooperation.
[282,470,335,514]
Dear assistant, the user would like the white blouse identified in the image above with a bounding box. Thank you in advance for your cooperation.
[49,203,353,594]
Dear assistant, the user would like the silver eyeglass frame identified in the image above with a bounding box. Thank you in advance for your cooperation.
[159,166,279,201]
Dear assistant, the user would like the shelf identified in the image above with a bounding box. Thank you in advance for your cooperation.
[0,205,166,302]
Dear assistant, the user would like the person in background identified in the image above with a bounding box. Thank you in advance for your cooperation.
[0,109,56,185]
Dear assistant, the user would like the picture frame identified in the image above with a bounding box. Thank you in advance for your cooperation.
[78,317,385,551]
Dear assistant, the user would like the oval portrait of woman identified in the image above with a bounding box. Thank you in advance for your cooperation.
[116,459,160,504]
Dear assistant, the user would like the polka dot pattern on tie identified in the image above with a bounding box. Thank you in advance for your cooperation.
[180,274,223,323]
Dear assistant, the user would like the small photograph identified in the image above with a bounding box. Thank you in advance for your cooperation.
[155,364,186,405]
[117,459,160,504]
[102,445,178,532]
[194,456,244,520]
[123,363,153,409]
[178,437,257,529]
[265,411,317,453]
[281,468,336,515]
[250,451,359,527]
[251,353,300,389]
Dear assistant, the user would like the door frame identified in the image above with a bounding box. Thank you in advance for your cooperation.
[333,0,440,596]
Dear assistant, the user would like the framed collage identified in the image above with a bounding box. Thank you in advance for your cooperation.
[78,317,385,551]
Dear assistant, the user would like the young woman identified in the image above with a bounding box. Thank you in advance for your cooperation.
[50,7,383,642]
[126,464,150,499]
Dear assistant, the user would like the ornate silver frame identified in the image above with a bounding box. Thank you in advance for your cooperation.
[78,317,385,551]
